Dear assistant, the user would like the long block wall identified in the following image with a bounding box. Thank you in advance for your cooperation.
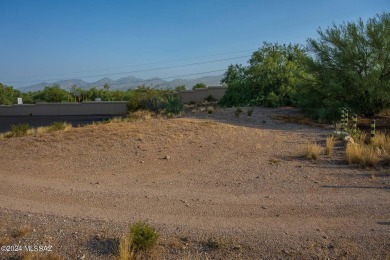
[0,86,228,116]
[0,101,128,116]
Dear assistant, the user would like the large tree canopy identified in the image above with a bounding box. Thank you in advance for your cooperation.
[220,13,390,121]
[297,12,390,119]
[220,42,310,107]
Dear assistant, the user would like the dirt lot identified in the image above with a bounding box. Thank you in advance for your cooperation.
[0,107,389,259]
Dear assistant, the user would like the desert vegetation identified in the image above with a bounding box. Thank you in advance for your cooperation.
[219,12,390,122]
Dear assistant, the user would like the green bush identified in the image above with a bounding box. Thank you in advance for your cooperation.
[247,108,254,116]
[127,86,178,115]
[9,123,30,137]
[164,94,183,115]
[49,122,66,131]
[235,107,242,117]
[129,221,159,252]
[204,95,217,102]
[192,82,207,90]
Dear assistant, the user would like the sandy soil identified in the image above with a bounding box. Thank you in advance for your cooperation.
[0,107,389,259]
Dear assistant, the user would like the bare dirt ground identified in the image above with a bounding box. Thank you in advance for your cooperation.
[0,107,389,259]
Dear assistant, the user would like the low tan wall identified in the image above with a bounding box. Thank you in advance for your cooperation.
[178,86,227,103]
[0,101,128,116]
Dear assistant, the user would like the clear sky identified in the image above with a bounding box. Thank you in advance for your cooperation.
[0,0,388,88]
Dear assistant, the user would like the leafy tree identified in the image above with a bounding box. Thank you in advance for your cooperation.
[0,83,21,105]
[220,43,311,107]
[192,82,207,90]
[175,85,186,91]
[103,82,110,91]
[70,84,83,102]
[298,12,390,120]
[219,64,249,106]
[32,84,69,102]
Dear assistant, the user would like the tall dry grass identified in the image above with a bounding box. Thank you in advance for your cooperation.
[325,136,335,156]
[370,131,387,148]
[356,131,367,145]
[304,143,321,160]
[119,237,133,260]
[346,143,379,167]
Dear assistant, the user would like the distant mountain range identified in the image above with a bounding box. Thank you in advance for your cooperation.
[17,75,224,92]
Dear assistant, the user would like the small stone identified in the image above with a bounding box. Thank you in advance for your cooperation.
[164,155,171,160]
[261,206,268,209]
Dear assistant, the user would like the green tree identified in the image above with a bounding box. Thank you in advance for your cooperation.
[33,84,69,102]
[70,84,83,102]
[103,82,110,91]
[0,83,21,105]
[192,82,207,90]
[175,85,186,91]
[220,43,311,107]
[298,12,390,119]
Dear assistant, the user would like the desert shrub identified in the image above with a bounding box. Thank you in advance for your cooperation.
[247,108,254,116]
[9,123,30,137]
[349,128,366,145]
[129,221,159,252]
[204,95,217,102]
[201,237,229,250]
[128,110,152,121]
[164,94,183,115]
[192,82,207,90]
[49,122,66,131]
[325,136,335,156]
[304,142,321,160]
[207,106,214,114]
[370,131,387,148]
[127,87,165,113]
[346,143,379,167]
[346,143,369,165]
[12,225,32,238]
[127,86,182,115]
[235,107,242,117]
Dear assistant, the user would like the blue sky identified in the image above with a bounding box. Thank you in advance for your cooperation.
[0,0,388,88]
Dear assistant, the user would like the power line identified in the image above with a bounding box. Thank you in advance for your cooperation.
[2,48,256,82]
[4,54,249,85]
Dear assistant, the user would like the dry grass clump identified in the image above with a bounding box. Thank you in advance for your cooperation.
[128,110,152,121]
[325,136,335,156]
[12,225,32,238]
[346,143,379,167]
[346,143,364,164]
[1,122,73,140]
[370,131,387,148]
[109,117,125,123]
[207,106,214,114]
[0,236,12,246]
[304,143,321,160]
[119,236,133,260]
[355,131,367,145]
[234,107,242,117]
[118,221,160,259]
